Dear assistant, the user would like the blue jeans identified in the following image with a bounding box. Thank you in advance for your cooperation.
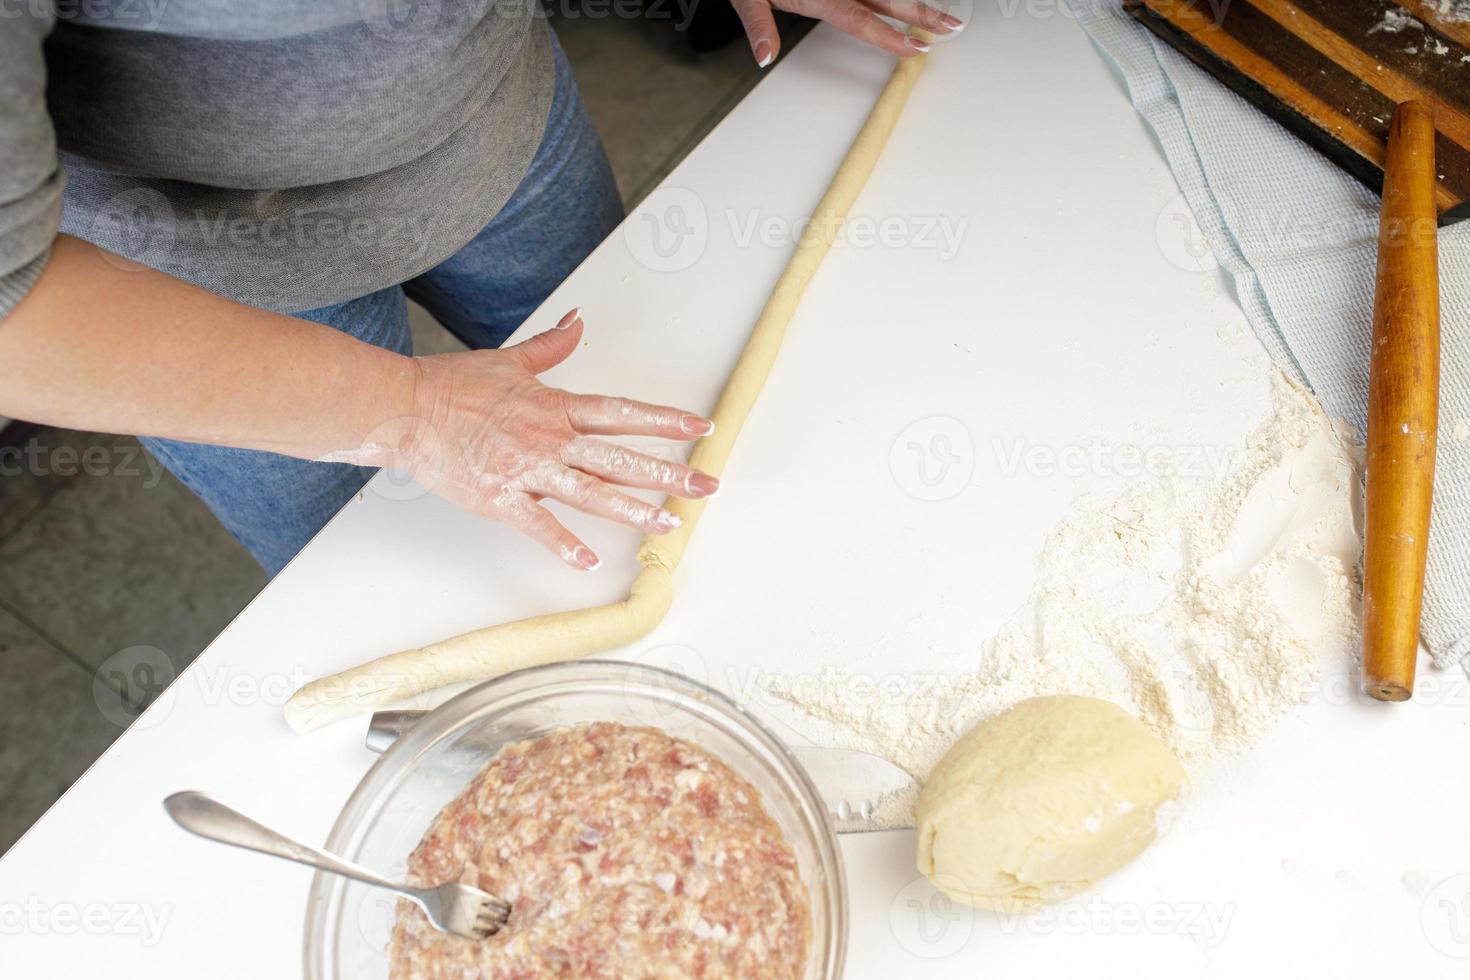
[144,35,622,575]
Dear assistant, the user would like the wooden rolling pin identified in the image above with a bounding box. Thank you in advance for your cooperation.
[1362,101,1440,703]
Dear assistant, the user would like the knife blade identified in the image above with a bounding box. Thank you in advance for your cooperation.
[364,710,914,833]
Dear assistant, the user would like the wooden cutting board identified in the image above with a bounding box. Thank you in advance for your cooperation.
[1126,0,1470,222]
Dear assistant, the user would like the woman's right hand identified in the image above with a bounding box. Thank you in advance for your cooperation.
[0,241,711,571]
[368,308,720,571]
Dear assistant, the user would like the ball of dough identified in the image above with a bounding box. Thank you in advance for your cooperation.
[915,695,1185,910]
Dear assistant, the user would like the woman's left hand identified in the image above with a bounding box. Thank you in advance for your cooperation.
[728,0,963,65]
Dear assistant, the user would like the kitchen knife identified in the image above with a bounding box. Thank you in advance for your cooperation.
[364,710,915,833]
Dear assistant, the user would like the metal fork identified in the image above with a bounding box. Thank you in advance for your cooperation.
[163,791,511,940]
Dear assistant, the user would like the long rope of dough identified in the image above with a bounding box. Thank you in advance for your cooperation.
[285,45,930,733]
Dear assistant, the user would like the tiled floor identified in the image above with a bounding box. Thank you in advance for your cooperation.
[0,10,807,855]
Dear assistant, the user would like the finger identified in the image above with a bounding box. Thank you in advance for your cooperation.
[728,0,781,66]
[858,0,963,35]
[520,463,685,535]
[788,0,924,56]
[504,308,584,375]
[564,394,714,440]
[561,437,720,498]
[496,491,602,570]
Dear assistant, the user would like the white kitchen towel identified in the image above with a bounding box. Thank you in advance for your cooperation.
[1068,2,1470,671]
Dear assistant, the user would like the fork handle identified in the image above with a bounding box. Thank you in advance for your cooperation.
[164,791,408,897]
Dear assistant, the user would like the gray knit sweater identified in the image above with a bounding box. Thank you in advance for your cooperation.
[0,1,553,317]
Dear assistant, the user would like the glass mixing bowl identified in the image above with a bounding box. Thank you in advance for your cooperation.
[303,660,847,979]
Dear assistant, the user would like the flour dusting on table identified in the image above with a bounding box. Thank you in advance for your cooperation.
[1427,1,1470,25]
[761,372,1362,818]
[1368,8,1422,34]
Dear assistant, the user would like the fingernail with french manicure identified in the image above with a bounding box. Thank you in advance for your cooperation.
[754,39,774,68]
[555,308,583,330]
[907,36,931,52]
[939,13,964,32]
[686,473,720,498]
[653,510,683,532]
[680,416,715,437]
[573,546,601,570]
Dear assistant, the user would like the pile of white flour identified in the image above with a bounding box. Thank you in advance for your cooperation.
[761,372,1363,805]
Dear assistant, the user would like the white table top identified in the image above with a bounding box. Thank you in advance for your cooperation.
[5,10,1468,979]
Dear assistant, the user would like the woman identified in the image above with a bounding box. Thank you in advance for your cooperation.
[0,0,961,575]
